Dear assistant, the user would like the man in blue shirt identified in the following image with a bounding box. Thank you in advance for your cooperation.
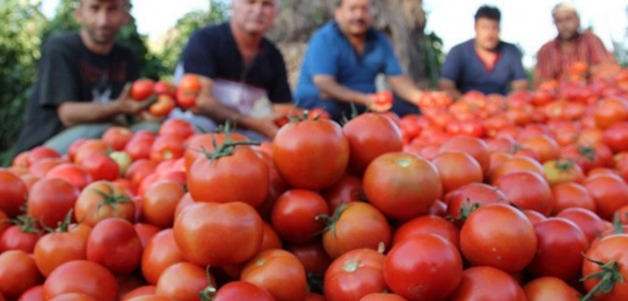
[295,0,423,121]
[439,5,528,99]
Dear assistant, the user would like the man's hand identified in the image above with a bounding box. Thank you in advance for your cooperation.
[114,83,145,115]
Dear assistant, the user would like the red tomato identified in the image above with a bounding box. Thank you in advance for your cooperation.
[19,285,44,301]
[273,118,350,190]
[26,146,61,166]
[0,220,41,253]
[48,293,99,301]
[460,203,538,273]
[173,202,263,266]
[45,163,92,190]
[370,91,393,112]
[581,234,628,300]
[133,223,160,249]
[432,151,483,193]
[526,217,589,282]
[125,159,157,191]
[210,281,275,301]
[27,178,79,229]
[175,74,201,109]
[443,182,508,222]
[73,139,109,165]
[439,135,490,176]
[120,285,156,301]
[556,207,606,244]
[86,218,142,275]
[0,250,42,299]
[43,260,118,301]
[187,144,269,208]
[240,249,308,301]
[101,126,133,151]
[342,112,403,175]
[155,262,215,301]
[124,134,155,161]
[448,266,526,301]
[154,80,176,97]
[322,202,391,259]
[149,94,176,117]
[33,223,91,277]
[584,174,628,221]
[363,152,442,220]
[523,276,581,301]
[321,174,363,213]
[494,171,555,216]
[140,180,184,228]
[359,293,407,301]
[130,79,155,101]
[286,240,332,276]
[79,152,120,181]
[392,215,460,249]
[270,189,329,243]
[74,180,136,227]
[0,169,28,218]
[141,229,185,285]
[324,248,387,301]
[383,233,463,301]
[551,182,597,214]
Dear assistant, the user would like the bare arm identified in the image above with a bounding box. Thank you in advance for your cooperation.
[439,78,462,100]
[313,75,374,106]
[388,75,423,105]
[57,84,145,127]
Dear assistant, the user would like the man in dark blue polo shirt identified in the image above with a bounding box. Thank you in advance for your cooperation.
[295,0,423,122]
[439,5,528,99]
[177,0,293,140]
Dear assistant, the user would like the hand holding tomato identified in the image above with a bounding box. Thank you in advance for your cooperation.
[369,91,393,112]
[148,94,176,117]
[130,79,155,101]
[176,74,201,109]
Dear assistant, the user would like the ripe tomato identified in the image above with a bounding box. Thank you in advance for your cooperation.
[432,151,483,193]
[86,218,142,275]
[523,276,581,301]
[43,260,118,301]
[45,163,92,191]
[175,74,201,109]
[552,182,597,214]
[584,174,628,221]
[149,94,176,117]
[154,80,176,97]
[130,79,155,101]
[101,126,133,151]
[384,233,463,301]
[79,152,120,181]
[273,118,350,190]
[556,207,606,244]
[20,285,44,301]
[460,203,538,273]
[494,170,555,216]
[158,118,195,140]
[124,134,155,161]
[321,174,363,213]
[155,262,215,301]
[74,180,136,227]
[342,112,403,175]
[0,169,28,218]
[363,152,442,220]
[0,250,42,299]
[149,134,185,163]
[439,135,490,176]
[140,180,184,228]
[173,202,263,266]
[543,159,585,187]
[141,229,185,285]
[26,146,61,166]
[0,219,41,253]
[270,189,329,244]
[581,234,628,300]
[447,266,526,301]
[27,178,79,229]
[370,91,393,112]
[322,202,391,259]
[526,217,589,282]
[324,248,387,301]
[240,249,308,301]
[392,215,460,249]
[443,182,508,222]
[34,223,91,277]
[210,281,275,301]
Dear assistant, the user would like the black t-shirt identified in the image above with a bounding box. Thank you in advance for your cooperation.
[181,22,292,104]
[14,32,140,153]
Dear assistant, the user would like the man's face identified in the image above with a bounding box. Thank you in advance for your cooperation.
[75,0,128,45]
[231,0,278,35]
[474,17,500,51]
[335,0,373,37]
[553,10,580,40]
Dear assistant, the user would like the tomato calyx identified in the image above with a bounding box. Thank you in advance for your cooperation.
[199,123,260,160]
[580,255,624,301]
[44,209,74,233]
[316,203,347,238]
[197,266,216,301]
[92,184,133,211]
[611,212,626,235]
[554,159,576,171]
[12,214,40,234]
[448,197,480,223]
[577,145,596,161]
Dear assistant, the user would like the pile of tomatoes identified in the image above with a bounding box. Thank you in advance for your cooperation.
[129,75,201,117]
[2,68,628,301]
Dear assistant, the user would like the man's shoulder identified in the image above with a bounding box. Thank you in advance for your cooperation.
[448,39,473,54]
[44,31,80,51]
[192,22,229,39]
[498,41,523,54]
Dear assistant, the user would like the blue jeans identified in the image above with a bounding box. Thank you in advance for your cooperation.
[44,122,161,154]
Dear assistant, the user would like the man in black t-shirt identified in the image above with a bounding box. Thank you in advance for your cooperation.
[14,0,154,154]
[176,0,293,140]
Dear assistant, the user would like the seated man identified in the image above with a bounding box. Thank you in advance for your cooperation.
[439,5,528,99]
[176,0,293,141]
[14,0,154,155]
[294,0,423,122]
[534,2,619,86]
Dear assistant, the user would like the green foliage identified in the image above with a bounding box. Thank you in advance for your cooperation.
[156,2,228,81]
[422,31,445,89]
[0,0,47,165]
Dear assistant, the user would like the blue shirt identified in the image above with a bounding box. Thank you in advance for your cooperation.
[440,39,527,95]
[295,21,404,121]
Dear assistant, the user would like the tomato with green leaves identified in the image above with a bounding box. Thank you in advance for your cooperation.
[273,118,350,190]
[34,221,91,277]
[0,215,41,253]
[74,180,136,227]
[155,262,215,301]
[324,248,387,301]
[27,178,79,229]
[443,182,508,223]
[581,234,628,301]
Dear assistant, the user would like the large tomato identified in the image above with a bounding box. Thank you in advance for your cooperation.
[149,94,176,117]
[581,234,628,300]
[322,202,391,259]
[33,223,91,277]
[155,262,215,301]
[584,174,628,221]
[494,170,555,216]
[130,79,155,101]
[0,169,28,218]
[140,180,185,228]
[460,203,537,273]
[175,74,201,109]
[270,189,329,244]
[383,233,463,301]
[431,151,483,193]
[273,118,350,190]
[342,112,403,175]
[27,178,79,229]
[173,202,263,266]
[526,217,589,282]
[141,229,185,285]
[86,218,142,275]
[74,180,136,227]
[0,250,42,299]
[240,249,308,301]
[187,144,269,208]
[324,248,387,301]
[447,266,526,301]
[43,260,118,301]
[363,152,442,220]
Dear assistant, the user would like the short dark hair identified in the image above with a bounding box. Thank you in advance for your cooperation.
[474,5,501,22]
